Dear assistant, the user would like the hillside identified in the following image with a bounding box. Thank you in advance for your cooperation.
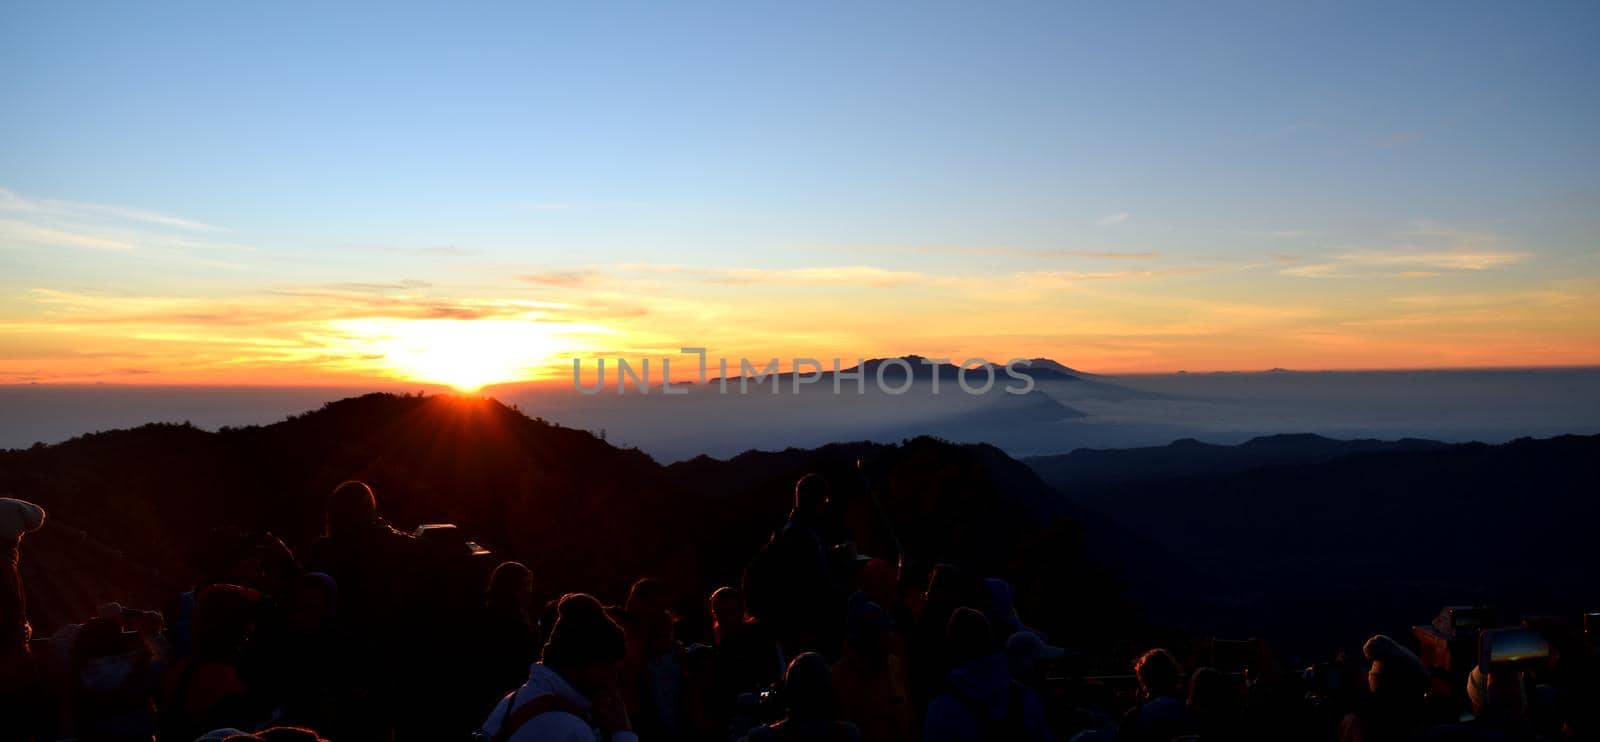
[7,393,1593,653]
[1025,433,1451,496]
[1030,433,1600,650]
[0,393,1128,636]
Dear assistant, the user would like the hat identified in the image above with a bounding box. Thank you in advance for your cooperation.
[1006,630,1067,668]
[542,593,626,668]
[982,578,1024,635]
[845,592,892,642]
[1363,634,1425,679]
[946,607,995,665]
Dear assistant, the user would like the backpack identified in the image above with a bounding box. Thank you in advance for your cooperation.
[948,680,1026,742]
[471,687,591,742]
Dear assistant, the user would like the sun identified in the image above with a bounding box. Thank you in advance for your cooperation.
[330,318,568,392]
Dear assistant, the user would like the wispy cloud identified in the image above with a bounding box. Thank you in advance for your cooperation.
[614,263,929,288]
[0,187,216,231]
[1096,212,1132,227]
[1282,225,1528,278]
[0,186,240,259]
[1016,269,1164,285]
[376,245,480,257]
[943,246,1160,260]
[711,266,927,288]
[324,279,434,292]
[1282,249,1527,278]
[518,270,600,287]
[825,244,1163,261]
[0,219,135,251]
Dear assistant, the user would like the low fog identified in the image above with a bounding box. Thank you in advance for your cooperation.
[6,367,1596,462]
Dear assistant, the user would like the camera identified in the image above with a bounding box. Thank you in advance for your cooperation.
[1478,627,1550,670]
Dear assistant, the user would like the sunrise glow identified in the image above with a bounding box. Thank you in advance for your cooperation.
[324,318,572,392]
[1,4,1597,386]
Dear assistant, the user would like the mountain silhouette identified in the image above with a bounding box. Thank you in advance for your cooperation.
[6,394,1593,655]
[1025,433,1451,496]
[1030,433,1600,653]
[707,355,1083,386]
[1,393,1133,636]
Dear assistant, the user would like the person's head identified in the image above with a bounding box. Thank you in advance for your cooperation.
[487,561,534,612]
[541,593,627,698]
[1466,664,1526,720]
[858,557,897,609]
[980,578,1021,638]
[793,473,830,516]
[845,592,893,659]
[924,563,976,611]
[781,652,835,721]
[287,572,337,632]
[625,577,667,616]
[1187,666,1235,714]
[624,577,674,651]
[326,480,377,536]
[946,607,996,667]
[194,583,260,660]
[1135,648,1183,698]
[1362,634,1427,699]
[709,586,744,641]
[1005,630,1066,683]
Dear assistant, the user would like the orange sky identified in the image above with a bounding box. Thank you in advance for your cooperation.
[5,4,1600,391]
[5,250,1598,391]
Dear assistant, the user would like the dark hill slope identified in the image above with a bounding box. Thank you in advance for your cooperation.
[1,394,1131,636]
[1049,434,1600,649]
[0,394,677,627]
[664,437,1192,635]
[1025,433,1450,496]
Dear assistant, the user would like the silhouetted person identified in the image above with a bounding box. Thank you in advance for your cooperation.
[740,652,861,742]
[832,593,911,742]
[1185,666,1243,741]
[246,572,347,736]
[307,481,417,630]
[856,557,899,614]
[1426,664,1538,742]
[1339,634,1428,742]
[978,578,1024,640]
[1005,631,1080,739]
[68,615,161,741]
[475,561,540,706]
[478,593,635,742]
[910,564,979,718]
[0,497,45,650]
[0,497,46,742]
[743,474,837,655]
[305,480,418,737]
[708,586,782,730]
[925,607,1051,742]
[1118,648,1193,742]
[159,583,262,741]
[619,577,686,740]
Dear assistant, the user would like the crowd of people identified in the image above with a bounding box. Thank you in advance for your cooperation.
[1,477,1595,741]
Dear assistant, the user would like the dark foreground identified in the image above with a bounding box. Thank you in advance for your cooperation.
[0,393,1595,741]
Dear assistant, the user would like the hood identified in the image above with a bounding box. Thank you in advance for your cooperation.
[946,652,1014,716]
[79,652,140,692]
[521,662,593,711]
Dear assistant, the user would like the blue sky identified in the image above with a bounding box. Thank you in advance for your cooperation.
[2,1,1598,382]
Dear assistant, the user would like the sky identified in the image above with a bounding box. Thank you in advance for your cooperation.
[2,1,1598,390]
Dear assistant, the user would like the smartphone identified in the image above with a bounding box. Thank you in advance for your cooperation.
[1478,627,1550,668]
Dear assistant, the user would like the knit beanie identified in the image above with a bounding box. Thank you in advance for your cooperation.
[541,593,626,668]
[0,498,46,543]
